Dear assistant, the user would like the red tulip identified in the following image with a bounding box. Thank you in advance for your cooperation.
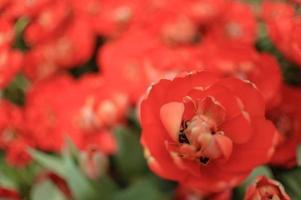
[268,86,301,168]
[244,176,291,200]
[198,40,282,110]
[262,1,301,67]
[207,2,257,46]
[140,71,277,193]
[99,29,203,103]
[0,100,31,167]
[0,49,23,89]
[0,18,15,49]
[25,74,127,153]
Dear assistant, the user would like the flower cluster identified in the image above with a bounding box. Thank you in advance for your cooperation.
[0,0,301,199]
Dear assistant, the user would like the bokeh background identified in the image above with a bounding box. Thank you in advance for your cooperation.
[1,0,301,199]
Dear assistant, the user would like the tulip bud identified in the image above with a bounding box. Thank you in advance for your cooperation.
[244,176,291,200]
[79,148,109,180]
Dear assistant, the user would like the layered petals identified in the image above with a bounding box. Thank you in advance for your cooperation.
[140,71,277,193]
[244,176,291,200]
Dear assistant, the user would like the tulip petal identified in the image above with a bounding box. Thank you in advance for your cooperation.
[160,102,185,142]
[222,119,277,173]
[215,134,233,160]
[220,112,252,144]
[219,78,266,117]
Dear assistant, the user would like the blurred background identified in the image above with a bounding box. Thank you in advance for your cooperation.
[1,0,301,199]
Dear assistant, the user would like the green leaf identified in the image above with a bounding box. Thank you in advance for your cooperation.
[63,137,80,158]
[0,172,17,189]
[233,166,273,199]
[13,17,30,51]
[112,127,147,179]
[29,149,65,176]
[244,165,273,184]
[62,152,98,200]
[127,108,141,131]
[1,74,30,106]
[92,175,118,200]
[297,145,301,166]
[0,156,40,199]
[30,146,101,200]
[244,0,262,4]
[112,179,164,200]
[275,167,301,200]
[31,180,67,200]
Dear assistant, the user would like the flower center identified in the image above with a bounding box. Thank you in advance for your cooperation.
[216,60,254,81]
[257,185,282,200]
[161,97,233,166]
[77,97,118,131]
[114,6,133,25]
[1,128,18,146]
[178,114,223,165]
[225,22,242,39]
[161,17,200,45]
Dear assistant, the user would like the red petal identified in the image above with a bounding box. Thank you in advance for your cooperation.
[215,134,233,160]
[141,125,188,180]
[165,71,219,102]
[197,96,226,125]
[188,84,242,120]
[220,112,252,144]
[160,102,185,142]
[222,119,277,173]
[218,78,265,117]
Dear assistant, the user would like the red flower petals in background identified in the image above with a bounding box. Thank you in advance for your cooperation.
[268,86,301,168]
[0,49,23,89]
[25,74,128,153]
[23,18,95,81]
[206,2,257,46]
[98,29,203,102]
[0,100,31,167]
[198,40,282,109]
[263,1,301,67]
[0,187,21,200]
[0,19,15,49]
[0,0,301,199]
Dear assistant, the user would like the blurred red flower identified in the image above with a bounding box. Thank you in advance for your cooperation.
[199,40,282,109]
[206,2,257,46]
[0,18,23,89]
[99,29,203,103]
[0,18,15,49]
[86,0,146,37]
[140,71,277,193]
[268,86,301,168]
[24,0,71,46]
[23,18,95,81]
[0,187,21,200]
[25,74,127,153]
[0,49,23,89]
[0,100,31,167]
[263,1,301,67]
